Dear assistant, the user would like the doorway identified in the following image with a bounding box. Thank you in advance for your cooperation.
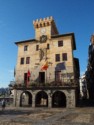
[52,91,66,107]
[35,91,48,107]
[20,91,32,107]
[39,72,45,83]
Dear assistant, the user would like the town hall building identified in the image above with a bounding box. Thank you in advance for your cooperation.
[12,16,80,108]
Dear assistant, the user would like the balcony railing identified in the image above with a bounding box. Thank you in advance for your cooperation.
[9,78,79,89]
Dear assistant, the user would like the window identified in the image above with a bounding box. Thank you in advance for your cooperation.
[26,57,30,64]
[58,41,63,47]
[62,53,67,61]
[36,45,39,51]
[47,44,50,49]
[24,45,28,51]
[20,58,24,64]
[55,54,60,62]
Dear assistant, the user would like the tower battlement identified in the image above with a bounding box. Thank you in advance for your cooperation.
[33,16,58,35]
[33,16,53,28]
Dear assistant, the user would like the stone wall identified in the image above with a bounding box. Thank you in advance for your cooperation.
[13,88,76,108]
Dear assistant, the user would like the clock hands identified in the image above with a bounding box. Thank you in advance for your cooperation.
[40,35,47,43]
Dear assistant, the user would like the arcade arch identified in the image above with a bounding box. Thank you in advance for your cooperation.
[52,91,66,107]
[20,91,32,107]
[35,91,48,107]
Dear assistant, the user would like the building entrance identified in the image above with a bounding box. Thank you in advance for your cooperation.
[52,91,66,107]
[20,91,32,107]
[35,91,48,107]
[39,72,45,83]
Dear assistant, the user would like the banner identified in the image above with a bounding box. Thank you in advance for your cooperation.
[55,62,66,71]
[27,70,31,86]
[27,70,31,77]
[41,61,48,70]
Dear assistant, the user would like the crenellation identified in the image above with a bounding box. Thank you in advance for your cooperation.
[33,16,54,29]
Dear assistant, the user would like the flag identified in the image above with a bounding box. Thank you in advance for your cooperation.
[41,61,48,70]
[26,70,31,87]
[27,70,31,77]
[55,62,66,71]
[14,67,16,77]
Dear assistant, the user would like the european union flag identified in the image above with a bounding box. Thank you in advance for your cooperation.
[55,62,66,71]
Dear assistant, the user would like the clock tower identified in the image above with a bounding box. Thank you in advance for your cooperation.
[33,16,59,40]
[14,16,79,108]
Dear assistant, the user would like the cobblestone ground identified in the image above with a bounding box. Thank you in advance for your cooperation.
[0,107,94,125]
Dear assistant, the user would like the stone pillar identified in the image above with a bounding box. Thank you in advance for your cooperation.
[48,94,52,108]
[71,90,76,107]
[48,96,52,108]
[32,93,35,108]
[16,90,21,107]
[13,89,17,106]
[67,89,76,108]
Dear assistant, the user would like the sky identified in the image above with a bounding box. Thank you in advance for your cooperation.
[0,0,94,88]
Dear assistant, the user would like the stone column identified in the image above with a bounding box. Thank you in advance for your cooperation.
[48,94,52,108]
[71,90,76,107]
[67,90,76,108]
[16,91,21,107]
[13,89,17,106]
[32,93,35,108]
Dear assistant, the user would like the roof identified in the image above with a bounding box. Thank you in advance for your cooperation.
[51,33,76,50]
[15,39,36,45]
[15,33,76,50]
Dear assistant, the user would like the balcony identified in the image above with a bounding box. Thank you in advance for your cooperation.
[9,78,78,90]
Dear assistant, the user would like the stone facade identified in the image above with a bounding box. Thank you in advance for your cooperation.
[13,88,76,108]
[13,16,80,108]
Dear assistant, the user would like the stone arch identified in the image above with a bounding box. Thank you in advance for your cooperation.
[20,91,32,107]
[35,90,48,107]
[52,90,66,107]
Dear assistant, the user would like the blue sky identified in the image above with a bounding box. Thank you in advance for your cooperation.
[0,0,94,87]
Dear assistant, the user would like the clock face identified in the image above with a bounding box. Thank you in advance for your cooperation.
[40,28,46,34]
[40,35,47,43]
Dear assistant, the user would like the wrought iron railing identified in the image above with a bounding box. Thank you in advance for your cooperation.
[9,78,78,89]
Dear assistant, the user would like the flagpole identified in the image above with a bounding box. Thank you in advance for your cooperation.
[46,69,47,84]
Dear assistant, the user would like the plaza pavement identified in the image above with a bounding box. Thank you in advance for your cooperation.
[0,106,94,125]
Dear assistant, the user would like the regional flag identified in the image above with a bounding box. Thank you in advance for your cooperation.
[26,70,31,87]
[41,61,48,70]
[27,70,31,77]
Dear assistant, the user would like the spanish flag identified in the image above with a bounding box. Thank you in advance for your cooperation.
[41,61,48,70]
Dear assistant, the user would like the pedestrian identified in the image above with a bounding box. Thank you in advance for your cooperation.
[1,99,6,111]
